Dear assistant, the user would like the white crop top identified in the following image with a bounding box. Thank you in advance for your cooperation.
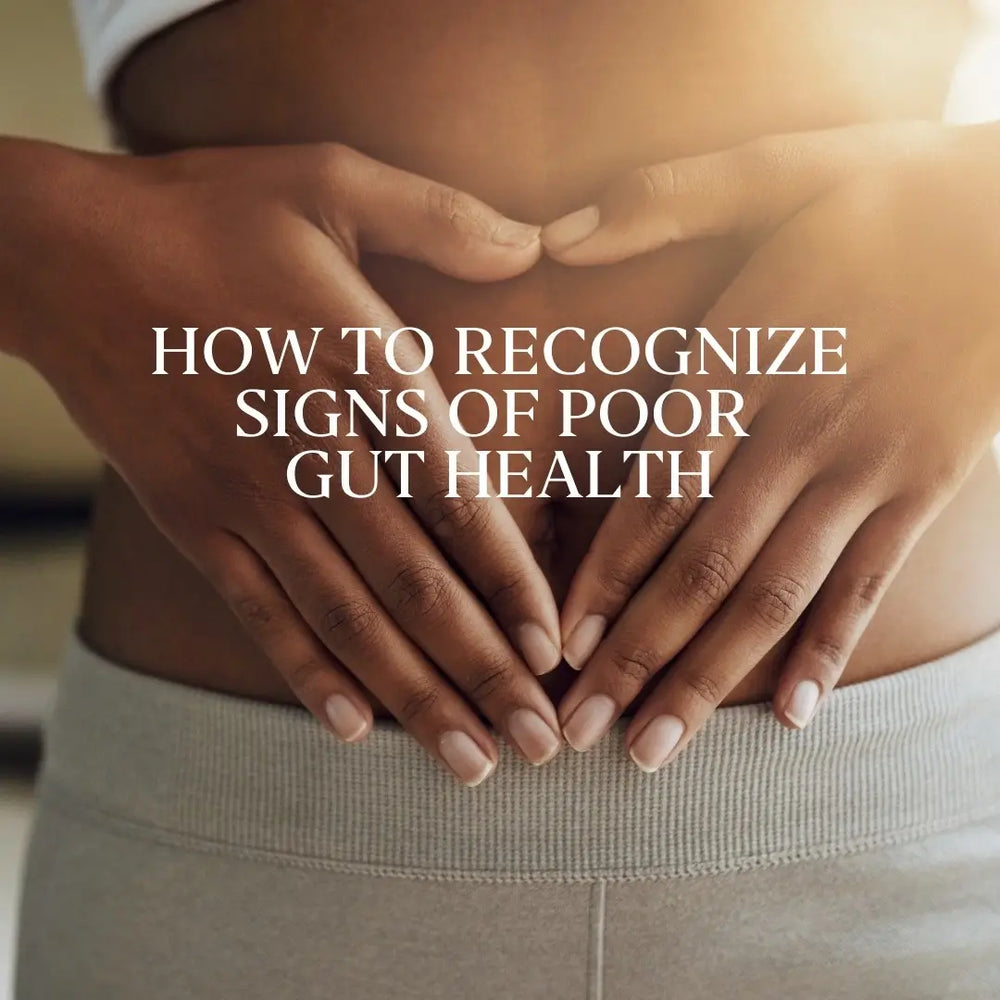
[72,0,1000,124]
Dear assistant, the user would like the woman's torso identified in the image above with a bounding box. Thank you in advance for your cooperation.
[79,0,1000,714]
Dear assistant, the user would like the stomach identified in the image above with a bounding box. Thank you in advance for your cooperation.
[79,0,1000,714]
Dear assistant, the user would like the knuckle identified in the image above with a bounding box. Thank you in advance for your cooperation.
[676,542,738,607]
[425,184,487,239]
[633,162,677,205]
[214,468,270,507]
[386,561,453,623]
[484,573,530,615]
[853,572,889,609]
[610,641,662,685]
[639,480,697,538]
[596,559,638,603]
[424,484,490,537]
[322,599,381,646]
[232,593,276,631]
[828,468,877,509]
[678,669,724,707]
[808,634,847,672]
[316,141,354,178]
[397,683,440,726]
[284,656,325,691]
[207,466,302,524]
[788,385,853,454]
[747,573,807,632]
[465,654,516,703]
[308,143,360,258]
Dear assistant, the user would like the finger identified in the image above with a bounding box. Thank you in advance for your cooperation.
[624,485,872,771]
[300,451,562,763]
[773,497,928,729]
[308,144,541,280]
[558,432,803,751]
[560,375,755,669]
[306,266,563,674]
[562,322,864,676]
[541,120,941,265]
[197,530,374,743]
[401,415,564,676]
[240,512,503,785]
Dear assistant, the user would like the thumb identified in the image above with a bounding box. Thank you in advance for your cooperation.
[540,120,942,266]
[311,144,541,281]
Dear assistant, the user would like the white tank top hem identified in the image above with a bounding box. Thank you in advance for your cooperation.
[71,0,221,103]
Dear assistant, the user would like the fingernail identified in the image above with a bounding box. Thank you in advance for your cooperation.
[439,731,496,786]
[785,680,822,729]
[541,205,600,252]
[508,708,562,765]
[562,615,607,670]
[562,694,617,752]
[492,219,541,248]
[517,622,562,675]
[629,715,684,772]
[324,694,368,742]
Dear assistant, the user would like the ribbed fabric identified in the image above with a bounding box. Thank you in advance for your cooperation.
[36,629,1000,883]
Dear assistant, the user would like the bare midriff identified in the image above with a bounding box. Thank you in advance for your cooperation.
[80,0,1000,716]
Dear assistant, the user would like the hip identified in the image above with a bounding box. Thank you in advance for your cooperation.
[15,624,1000,998]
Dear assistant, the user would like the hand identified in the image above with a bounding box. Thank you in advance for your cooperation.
[540,121,1000,768]
[3,138,564,783]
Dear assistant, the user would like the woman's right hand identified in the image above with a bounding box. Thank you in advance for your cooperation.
[0,138,564,783]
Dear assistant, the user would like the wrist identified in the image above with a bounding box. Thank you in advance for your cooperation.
[937,124,1000,428]
[0,138,109,365]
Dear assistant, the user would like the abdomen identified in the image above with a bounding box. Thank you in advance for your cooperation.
[80,0,1000,711]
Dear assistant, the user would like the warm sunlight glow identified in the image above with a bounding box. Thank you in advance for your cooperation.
[946,1,1000,122]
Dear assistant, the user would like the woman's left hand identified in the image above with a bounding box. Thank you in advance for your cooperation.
[540,120,1000,769]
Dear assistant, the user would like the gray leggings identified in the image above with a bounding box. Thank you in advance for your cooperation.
[16,630,1000,999]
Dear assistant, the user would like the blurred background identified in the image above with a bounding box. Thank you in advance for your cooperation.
[0,2,104,995]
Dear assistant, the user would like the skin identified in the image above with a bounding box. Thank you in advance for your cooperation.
[543,122,1000,766]
[1,138,564,783]
[4,0,1000,784]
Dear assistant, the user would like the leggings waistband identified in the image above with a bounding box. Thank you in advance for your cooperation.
[37,629,1000,882]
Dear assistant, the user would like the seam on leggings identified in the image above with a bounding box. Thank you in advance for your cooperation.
[37,783,1000,885]
[586,881,606,1000]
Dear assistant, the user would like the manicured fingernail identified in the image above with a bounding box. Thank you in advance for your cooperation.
[517,622,562,675]
[629,715,684,772]
[541,205,600,252]
[492,219,541,248]
[439,731,496,786]
[324,694,368,742]
[785,680,822,728]
[562,694,617,752]
[508,708,562,765]
[563,615,607,670]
